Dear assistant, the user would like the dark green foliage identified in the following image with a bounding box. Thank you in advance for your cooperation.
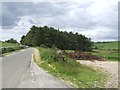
[5,38,18,43]
[20,25,93,51]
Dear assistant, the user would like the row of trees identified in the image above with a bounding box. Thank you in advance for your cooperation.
[20,26,93,51]
[5,38,18,43]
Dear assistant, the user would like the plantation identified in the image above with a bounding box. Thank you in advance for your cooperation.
[21,25,93,51]
[34,47,106,88]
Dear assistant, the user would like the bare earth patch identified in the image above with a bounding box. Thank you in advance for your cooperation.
[77,60,119,88]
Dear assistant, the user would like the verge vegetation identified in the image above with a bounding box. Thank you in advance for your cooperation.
[33,47,107,88]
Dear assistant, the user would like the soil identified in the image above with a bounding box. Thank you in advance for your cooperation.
[67,51,104,61]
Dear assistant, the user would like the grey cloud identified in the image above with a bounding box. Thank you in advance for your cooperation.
[1,1,118,41]
[2,2,70,29]
[96,7,118,30]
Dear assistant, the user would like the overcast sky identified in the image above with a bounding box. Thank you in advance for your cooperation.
[1,0,119,42]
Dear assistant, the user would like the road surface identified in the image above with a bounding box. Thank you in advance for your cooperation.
[2,48,34,88]
[2,48,71,88]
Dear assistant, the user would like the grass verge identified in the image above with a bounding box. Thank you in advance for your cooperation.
[34,47,107,88]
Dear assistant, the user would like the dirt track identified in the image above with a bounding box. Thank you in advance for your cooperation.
[77,60,119,88]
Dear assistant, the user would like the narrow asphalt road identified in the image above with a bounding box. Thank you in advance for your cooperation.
[2,48,71,88]
[2,48,34,88]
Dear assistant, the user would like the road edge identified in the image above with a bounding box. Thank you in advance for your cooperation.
[31,48,73,88]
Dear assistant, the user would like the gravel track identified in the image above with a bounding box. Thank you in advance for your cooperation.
[77,60,119,88]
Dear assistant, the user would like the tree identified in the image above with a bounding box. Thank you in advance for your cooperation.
[20,25,93,51]
[5,38,18,43]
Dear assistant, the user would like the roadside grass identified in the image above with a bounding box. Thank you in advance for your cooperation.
[34,47,107,88]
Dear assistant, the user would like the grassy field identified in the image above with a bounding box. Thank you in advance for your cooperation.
[94,41,118,50]
[0,41,20,48]
[92,41,119,61]
[0,41,26,54]
[34,47,106,88]
[66,41,119,61]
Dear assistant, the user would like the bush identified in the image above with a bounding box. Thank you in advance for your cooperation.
[39,47,60,63]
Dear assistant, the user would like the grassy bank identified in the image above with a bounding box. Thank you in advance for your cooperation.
[34,47,106,88]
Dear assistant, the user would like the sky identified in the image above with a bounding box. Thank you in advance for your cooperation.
[1,0,119,42]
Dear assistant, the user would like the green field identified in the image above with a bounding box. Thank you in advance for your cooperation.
[34,47,106,88]
[92,41,119,61]
[94,41,118,50]
[0,41,19,48]
[0,41,26,54]
[65,41,119,61]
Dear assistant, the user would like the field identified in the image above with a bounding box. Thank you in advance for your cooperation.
[93,41,118,50]
[0,41,20,48]
[0,41,26,54]
[65,41,119,61]
[92,41,119,61]
[34,47,106,88]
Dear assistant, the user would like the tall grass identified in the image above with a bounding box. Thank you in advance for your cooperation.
[35,47,106,88]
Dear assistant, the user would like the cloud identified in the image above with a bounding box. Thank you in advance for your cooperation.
[1,0,119,42]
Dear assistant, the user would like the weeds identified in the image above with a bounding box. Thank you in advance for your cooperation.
[34,47,106,88]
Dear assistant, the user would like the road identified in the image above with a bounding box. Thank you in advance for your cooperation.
[2,48,34,88]
[2,48,71,88]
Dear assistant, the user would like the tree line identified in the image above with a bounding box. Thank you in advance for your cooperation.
[5,38,18,43]
[20,25,93,51]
